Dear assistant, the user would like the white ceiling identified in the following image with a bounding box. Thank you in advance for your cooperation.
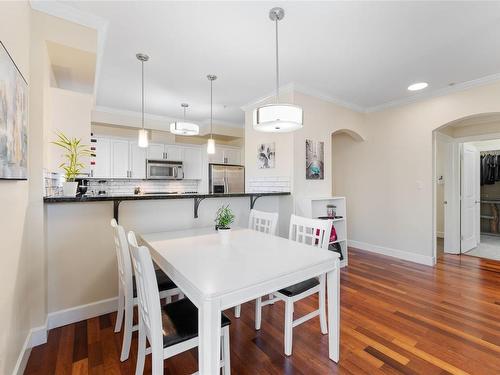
[59,1,500,126]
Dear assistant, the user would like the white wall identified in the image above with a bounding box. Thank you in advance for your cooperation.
[0,2,36,374]
[48,87,93,173]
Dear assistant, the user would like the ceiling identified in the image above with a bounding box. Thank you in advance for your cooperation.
[58,1,500,126]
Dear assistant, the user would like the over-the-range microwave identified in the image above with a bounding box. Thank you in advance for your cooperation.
[146,159,184,180]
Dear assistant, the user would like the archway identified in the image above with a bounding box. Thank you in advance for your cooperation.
[433,112,500,261]
[331,129,365,197]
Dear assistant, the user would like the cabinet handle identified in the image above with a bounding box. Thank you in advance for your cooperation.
[129,171,132,178]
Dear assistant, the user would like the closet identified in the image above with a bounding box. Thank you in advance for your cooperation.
[480,150,500,236]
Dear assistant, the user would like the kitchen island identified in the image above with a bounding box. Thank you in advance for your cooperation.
[43,191,293,323]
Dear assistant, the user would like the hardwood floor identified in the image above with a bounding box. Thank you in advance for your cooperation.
[25,248,500,374]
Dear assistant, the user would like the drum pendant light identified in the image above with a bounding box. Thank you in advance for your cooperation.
[136,53,149,147]
[253,7,303,133]
[207,75,217,154]
[169,103,199,135]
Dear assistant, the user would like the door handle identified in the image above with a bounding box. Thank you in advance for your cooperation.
[444,201,447,204]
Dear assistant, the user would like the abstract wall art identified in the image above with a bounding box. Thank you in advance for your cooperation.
[306,139,324,180]
[0,41,28,180]
[257,142,275,169]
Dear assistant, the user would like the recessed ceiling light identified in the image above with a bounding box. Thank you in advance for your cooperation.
[408,82,428,91]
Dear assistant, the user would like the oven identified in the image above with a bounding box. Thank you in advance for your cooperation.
[146,160,184,180]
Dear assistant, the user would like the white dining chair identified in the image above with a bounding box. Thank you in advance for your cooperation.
[255,214,332,356]
[110,219,183,362]
[127,231,231,375]
[234,209,279,319]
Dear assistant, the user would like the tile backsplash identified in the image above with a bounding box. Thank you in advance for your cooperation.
[246,176,291,193]
[44,170,200,197]
[87,179,199,196]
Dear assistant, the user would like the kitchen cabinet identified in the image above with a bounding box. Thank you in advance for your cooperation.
[208,147,241,165]
[90,137,111,178]
[148,143,183,161]
[111,139,130,178]
[129,142,147,179]
[165,145,183,161]
[208,148,224,164]
[183,147,202,180]
[223,148,240,165]
[147,143,165,160]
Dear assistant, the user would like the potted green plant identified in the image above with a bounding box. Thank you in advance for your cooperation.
[52,131,91,197]
[215,204,235,244]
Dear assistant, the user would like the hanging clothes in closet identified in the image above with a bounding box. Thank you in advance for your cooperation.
[480,151,500,186]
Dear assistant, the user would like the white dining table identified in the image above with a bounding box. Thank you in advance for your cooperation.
[140,227,340,374]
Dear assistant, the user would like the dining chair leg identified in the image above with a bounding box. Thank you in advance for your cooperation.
[284,299,294,356]
[319,274,328,334]
[135,322,146,375]
[234,305,241,318]
[114,289,124,333]
[222,326,231,375]
[120,298,134,362]
[151,341,164,375]
[255,297,262,330]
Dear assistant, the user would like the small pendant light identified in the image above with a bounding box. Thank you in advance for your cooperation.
[207,74,217,154]
[253,7,303,132]
[169,103,199,135]
[136,53,149,147]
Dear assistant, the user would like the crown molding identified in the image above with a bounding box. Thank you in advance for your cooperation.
[29,0,108,101]
[366,72,500,113]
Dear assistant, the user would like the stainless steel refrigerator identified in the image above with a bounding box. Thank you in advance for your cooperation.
[209,163,245,193]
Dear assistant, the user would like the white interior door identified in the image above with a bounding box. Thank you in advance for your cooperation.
[443,140,460,254]
[460,144,480,252]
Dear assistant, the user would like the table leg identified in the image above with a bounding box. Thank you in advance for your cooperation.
[327,260,340,362]
[198,299,222,375]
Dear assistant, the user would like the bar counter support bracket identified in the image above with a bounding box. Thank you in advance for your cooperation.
[114,200,122,222]
[250,194,264,210]
[194,197,206,219]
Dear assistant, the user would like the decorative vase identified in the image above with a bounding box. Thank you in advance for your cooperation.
[217,227,231,245]
[62,181,78,197]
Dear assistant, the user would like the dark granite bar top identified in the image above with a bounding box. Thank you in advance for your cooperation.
[43,191,290,203]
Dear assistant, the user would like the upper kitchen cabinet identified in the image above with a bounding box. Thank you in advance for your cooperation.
[183,147,203,180]
[129,142,147,179]
[147,143,183,161]
[208,146,241,165]
[223,148,241,165]
[111,139,130,178]
[147,143,165,160]
[165,145,183,161]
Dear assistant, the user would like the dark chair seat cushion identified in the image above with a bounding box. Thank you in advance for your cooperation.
[278,278,319,297]
[161,298,231,348]
[133,269,177,298]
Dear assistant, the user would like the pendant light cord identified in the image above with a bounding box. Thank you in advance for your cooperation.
[141,60,145,130]
[275,17,279,104]
[210,79,213,139]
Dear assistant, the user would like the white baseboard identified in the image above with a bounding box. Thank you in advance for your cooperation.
[12,332,32,375]
[436,231,444,238]
[29,319,48,348]
[348,240,435,266]
[47,297,118,330]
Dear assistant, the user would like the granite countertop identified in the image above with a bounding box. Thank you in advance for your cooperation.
[43,191,291,203]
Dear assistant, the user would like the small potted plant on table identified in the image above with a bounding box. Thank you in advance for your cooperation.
[52,132,91,197]
[215,204,235,244]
